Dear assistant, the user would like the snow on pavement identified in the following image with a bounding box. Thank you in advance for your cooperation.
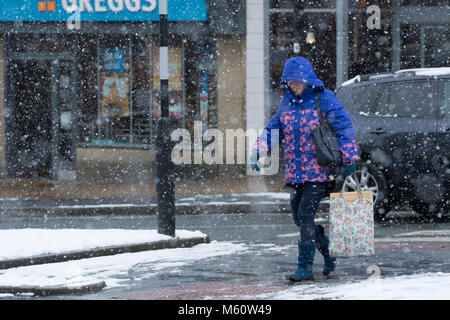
[0,234,449,299]
[0,241,249,289]
[1,242,448,299]
[267,272,450,300]
[1,229,449,299]
[0,229,207,260]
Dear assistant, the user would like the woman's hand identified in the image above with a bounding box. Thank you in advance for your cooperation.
[249,150,260,171]
[343,163,356,177]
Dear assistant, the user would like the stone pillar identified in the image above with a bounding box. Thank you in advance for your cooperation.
[336,0,349,87]
[217,35,246,170]
[392,0,401,71]
[246,0,266,148]
[246,0,277,191]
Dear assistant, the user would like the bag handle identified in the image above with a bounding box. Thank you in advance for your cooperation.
[315,93,325,124]
[315,93,333,129]
[340,172,363,199]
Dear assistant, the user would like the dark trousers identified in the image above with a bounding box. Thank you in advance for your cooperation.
[289,182,329,244]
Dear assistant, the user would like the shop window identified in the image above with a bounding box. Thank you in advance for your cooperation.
[400,24,421,69]
[79,36,99,145]
[79,35,191,148]
[183,38,218,137]
[79,35,136,146]
[131,38,152,145]
[196,41,218,135]
[348,0,392,78]
[96,37,133,145]
[79,35,155,147]
[401,0,450,6]
[270,0,338,92]
[151,45,184,133]
[423,27,450,68]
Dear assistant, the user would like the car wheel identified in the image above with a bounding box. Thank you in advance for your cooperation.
[342,161,392,220]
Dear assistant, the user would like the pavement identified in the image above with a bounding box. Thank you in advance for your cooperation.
[0,189,293,296]
[0,229,211,296]
[0,176,323,297]
[0,210,448,299]
[1,176,448,299]
[107,212,450,301]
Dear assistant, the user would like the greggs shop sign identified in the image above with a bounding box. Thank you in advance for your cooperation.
[0,0,208,21]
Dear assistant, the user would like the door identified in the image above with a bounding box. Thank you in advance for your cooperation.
[6,58,78,180]
[436,79,450,207]
[7,60,53,178]
[365,80,439,203]
[52,60,78,180]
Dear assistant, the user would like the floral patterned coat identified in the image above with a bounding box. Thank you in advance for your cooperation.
[254,57,358,184]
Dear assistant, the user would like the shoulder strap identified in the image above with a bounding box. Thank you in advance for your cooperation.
[315,93,325,123]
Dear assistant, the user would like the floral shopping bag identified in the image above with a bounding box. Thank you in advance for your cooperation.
[328,174,374,257]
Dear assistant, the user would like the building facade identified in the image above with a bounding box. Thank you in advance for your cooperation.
[0,0,448,197]
[267,0,450,116]
[0,0,246,188]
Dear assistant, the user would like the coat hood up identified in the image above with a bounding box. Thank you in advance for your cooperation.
[280,57,324,94]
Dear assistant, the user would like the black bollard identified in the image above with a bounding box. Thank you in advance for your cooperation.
[156,118,175,236]
[156,0,175,236]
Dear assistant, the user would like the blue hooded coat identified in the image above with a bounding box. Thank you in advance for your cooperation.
[254,57,358,183]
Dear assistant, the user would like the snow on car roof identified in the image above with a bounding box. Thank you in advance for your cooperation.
[341,75,361,87]
[395,67,450,76]
[341,67,450,87]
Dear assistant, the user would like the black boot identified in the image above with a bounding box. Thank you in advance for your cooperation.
[316,225,336,276]
[289,241,315,282]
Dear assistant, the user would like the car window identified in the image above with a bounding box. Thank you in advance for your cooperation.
[373,81,436,118]
[442,81,450,119]
[349,85,380,116]
[373,87,390,117]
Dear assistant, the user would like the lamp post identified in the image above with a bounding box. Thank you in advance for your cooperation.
[156,0,176,236]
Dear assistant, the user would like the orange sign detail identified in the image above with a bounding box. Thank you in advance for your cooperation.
[38,1,56,12]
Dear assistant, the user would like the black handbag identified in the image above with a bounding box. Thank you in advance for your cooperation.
[312,93,342,168]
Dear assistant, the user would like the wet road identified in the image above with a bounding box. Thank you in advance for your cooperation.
[1,211,450,299]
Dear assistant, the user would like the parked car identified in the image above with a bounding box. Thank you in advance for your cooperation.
[336,68,450,219]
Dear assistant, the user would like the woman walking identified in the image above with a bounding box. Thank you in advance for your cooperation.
[250,57,358,281]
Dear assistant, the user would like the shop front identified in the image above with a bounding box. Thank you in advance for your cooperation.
[269,0,450,93]
[0,0,246,186]
[4,37,78,180]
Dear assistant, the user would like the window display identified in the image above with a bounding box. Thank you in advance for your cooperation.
[79,35,153,147]
[97,48,131,144]
[6,33,218,149]
[152,47,184,119]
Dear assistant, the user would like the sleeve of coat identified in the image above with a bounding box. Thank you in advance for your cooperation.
[252,105,284,156]
[322,89,358,165]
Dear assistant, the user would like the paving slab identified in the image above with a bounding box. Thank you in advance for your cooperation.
[116,283,287,300]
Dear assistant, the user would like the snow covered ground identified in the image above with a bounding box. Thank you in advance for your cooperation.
[0,229,206,261]
[0,239,248,292]
[0,228,449,299]
[269,272,450,300]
